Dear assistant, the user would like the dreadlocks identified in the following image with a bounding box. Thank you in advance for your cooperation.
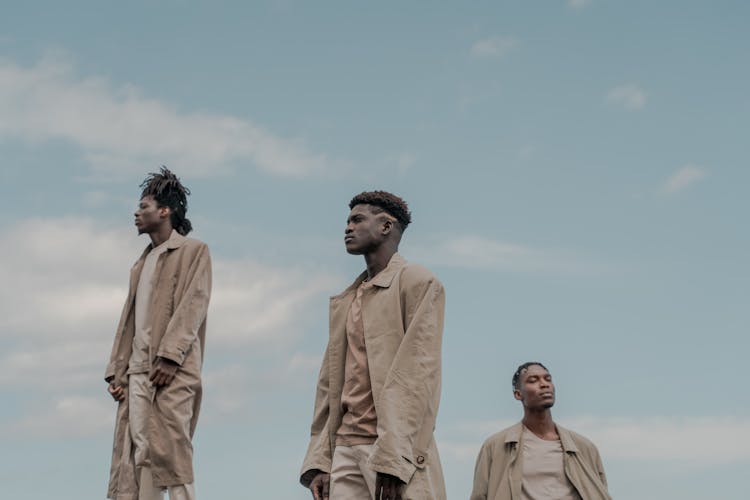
[349,190,412,231]
[140,166,193,235]
[512,361,549,390]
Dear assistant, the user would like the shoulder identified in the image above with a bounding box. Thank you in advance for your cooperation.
[399,260,443,288]
[171,237,211,264]
[180,237,210,254]
[559,425,602,457]
[480,424,518,452]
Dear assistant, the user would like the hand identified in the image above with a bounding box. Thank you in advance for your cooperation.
[375,472,404,500]
[149,356,180,387]
[309,471,330,500]
[107,383,125,402]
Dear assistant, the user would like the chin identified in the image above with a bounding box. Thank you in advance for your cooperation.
[345,245,363,255]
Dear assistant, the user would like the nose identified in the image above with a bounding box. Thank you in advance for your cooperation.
[345,223,354,234]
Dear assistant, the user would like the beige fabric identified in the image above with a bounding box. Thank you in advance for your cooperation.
[336,280,378,446]
[470,422,611,500]
[129,239,169,375]
[520,427,580,500]
[330,444,378,499]
[301,253,447,500]
[106,232,211,499]
[129,374,197,500]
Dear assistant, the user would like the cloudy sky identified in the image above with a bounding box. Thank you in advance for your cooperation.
[0,1,747,499]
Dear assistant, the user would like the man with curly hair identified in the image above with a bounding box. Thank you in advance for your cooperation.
[470,362,611,500]
[300,191,447,500]
[105,167,211,500]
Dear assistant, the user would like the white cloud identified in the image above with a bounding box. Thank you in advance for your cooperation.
[0,215,337,437]
[568,0,592,9]
[210,258,337,347]
[0,53,330,178]
[8,396,113,439]
[568,416,750,463]
[607,83,647,110]
[441,416,750,464]
[471,36,517,59]
[0,216,336,391]
[412,235,599,274]
[663,165,707,194]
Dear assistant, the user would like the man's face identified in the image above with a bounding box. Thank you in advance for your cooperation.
[134,195,168,235]
[514,364,555,410]
[344,204,389,255]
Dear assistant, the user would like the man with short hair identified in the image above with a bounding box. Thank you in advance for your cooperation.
[470,362,611,500]
[300,191,447,500]
[105,167,211,500]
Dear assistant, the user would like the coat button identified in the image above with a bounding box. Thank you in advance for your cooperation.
[416,455,425,464]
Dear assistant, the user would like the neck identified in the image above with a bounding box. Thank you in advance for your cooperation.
[522,408,557,439]
[363,243,398,280]
[148,225,173,248]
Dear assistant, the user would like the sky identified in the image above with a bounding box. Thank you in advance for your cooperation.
[0,1,747,498]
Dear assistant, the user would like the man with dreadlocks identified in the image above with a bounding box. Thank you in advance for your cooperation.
[470,362,611,500]
[105,167,211,500]
[300,191,447,500]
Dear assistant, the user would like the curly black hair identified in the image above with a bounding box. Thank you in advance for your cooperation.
[140,166,193,235]
[512,361,549,390]
[349,191,412,231]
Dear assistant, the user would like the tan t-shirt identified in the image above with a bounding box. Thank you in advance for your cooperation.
[127,238,170,374]
[521,426,581,500]
[335,280,378,446]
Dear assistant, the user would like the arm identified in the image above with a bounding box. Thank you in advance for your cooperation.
[469,441,491,500]
[368,270,445,483]
[300,344,333,489]
[156,243,212,365]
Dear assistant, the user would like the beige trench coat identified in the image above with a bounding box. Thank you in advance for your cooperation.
[105,231,211,499]
[470,422,611,500]
[301,253,447,499]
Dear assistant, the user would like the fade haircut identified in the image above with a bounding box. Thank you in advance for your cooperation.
[140,166,193,235]
[512,361,549,390]
[349,191,412,231]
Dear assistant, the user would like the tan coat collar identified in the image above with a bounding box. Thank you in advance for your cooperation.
[504,421,580,453]
[332,253,407,299]
[138,230,186,258]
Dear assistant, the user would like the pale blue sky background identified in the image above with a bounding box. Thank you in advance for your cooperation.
[0,1,747,499]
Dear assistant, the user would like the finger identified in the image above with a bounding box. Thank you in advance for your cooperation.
[322,478,329,498]
[311,483,321,500]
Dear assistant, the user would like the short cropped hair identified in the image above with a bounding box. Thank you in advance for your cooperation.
[512,361,549,390]
[349,191,412,231]
[140,166,192,235]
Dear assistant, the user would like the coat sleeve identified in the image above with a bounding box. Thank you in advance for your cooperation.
[469,440,491,500]
[156,243,212,365]
[299,343,333,487]
[104,260,141,383]
[368,270,445,483]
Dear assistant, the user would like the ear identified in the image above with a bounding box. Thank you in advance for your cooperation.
[513,389,523,402]
[381,218,393,235]
[159,206,171,219]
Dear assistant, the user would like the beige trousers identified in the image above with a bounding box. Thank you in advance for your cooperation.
[129,373,196,500]
[330,444,377,499]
